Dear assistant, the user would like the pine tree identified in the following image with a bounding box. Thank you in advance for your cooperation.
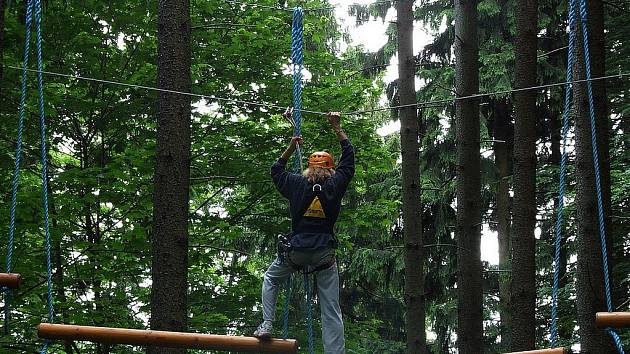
[454,0,483,352]
[396,1,427,352]
[149,0,191,353]
[510,0,538,349]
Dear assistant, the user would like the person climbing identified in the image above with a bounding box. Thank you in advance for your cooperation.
[254,111,354,354]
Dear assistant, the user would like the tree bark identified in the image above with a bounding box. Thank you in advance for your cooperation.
[510,0,538,350]
[573,3,616,351]
[454,1,482,353]
[149,0,191,353]
[493,99,512,349]
[396,1,426,353]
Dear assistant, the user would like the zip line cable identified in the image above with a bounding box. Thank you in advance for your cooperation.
[223,0,396,12]
[6,65,629,117]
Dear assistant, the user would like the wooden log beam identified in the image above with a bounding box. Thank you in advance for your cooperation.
[38,323,298,353]
[596,312,630,328]
[504,348,567,354]
[0,273,22,288]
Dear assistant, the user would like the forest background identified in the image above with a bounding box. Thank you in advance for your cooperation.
[0,0,627,353]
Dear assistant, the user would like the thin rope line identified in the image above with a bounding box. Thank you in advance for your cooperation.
[5,65,328,115]
[346,72,630,114]
[5,66,629,116]
[224,0,293,11]
[223,0,396,12]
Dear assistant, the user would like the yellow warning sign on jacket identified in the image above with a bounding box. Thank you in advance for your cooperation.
[303,196,326,218]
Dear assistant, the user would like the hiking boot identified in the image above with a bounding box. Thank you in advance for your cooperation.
[253,320,273,339]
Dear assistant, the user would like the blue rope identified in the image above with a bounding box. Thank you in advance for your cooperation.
[281,7,306,341]
[4,0,34,335]
[577,0,611,313]
[291,7,304,172]
[33,1,55,352]
[282,276,291,339]
[304,271,314,354]
[551,0,625,351]
[576,0,624,351]
[550,0,577,346]
[34,0,55,332]
[3,0,54,349]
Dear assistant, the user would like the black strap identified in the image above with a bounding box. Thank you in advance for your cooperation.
[304,257,336,274]
[286,256,336,274]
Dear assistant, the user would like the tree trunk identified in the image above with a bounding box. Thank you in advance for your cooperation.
[454,1,482,353]
[510,0,538,350]
[573,6,616,352]
[396,1,426,353]
[149,0,191,353]
[493,99,512,349]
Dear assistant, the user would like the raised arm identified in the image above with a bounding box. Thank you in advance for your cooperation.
[271,136,303,199]
[327,112,355,187]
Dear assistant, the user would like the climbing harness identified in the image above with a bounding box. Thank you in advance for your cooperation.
[550,0,624,352]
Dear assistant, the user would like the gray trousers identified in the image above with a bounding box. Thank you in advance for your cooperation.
[262,248,345,354]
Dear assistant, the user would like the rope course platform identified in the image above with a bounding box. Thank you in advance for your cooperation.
[596,312,630,328]
[37,323,298,353]
[0,273,22,289]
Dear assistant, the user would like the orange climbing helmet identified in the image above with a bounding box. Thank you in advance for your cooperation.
[308,151,335,169]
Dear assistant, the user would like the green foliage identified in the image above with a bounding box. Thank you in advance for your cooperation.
[0,0,628,352]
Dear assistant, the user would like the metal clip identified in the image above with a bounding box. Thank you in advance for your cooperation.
[312,184,322,192]
[283,107,296,129]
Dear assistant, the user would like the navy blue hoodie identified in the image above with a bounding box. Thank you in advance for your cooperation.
[271,139,355,250]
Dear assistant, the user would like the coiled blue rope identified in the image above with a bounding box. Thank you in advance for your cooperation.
[4,0,34,335]
[551,0,625,351]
